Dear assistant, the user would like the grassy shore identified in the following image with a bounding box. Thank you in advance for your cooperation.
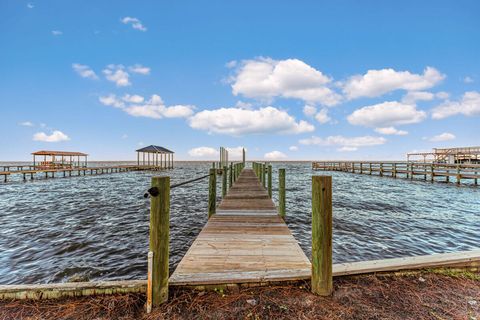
[1,271,479,320]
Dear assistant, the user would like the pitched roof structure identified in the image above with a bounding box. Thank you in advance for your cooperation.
[32,150,88,156]
[136,145,174,153]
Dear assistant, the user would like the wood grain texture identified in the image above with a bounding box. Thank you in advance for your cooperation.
[169,168,310,286]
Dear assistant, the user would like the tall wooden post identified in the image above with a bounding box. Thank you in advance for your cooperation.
[262,163,266,188]
[311,175,333,296]
[279,168,286,218]
[149,176,170,305]
[209,168,216,218]
[268,165,272,198]
[222,166,227,197]
[242,148,245,165]
[229,162,233,188]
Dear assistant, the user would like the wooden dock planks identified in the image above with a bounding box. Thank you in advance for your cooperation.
[169,168,311,286]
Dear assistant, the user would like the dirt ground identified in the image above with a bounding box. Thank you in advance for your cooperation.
[1,270,479,320]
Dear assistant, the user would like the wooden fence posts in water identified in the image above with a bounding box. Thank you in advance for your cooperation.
[209,168,216,218]
[279,168,286,218]
[148,176,170,305]
[229,162,233,189]
[311,175,333,296]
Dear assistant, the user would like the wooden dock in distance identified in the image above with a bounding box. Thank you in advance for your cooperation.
[312,161,480,185]
[169,168,311,287]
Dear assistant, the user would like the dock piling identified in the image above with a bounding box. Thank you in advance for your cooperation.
[148,176,170,305]
[268,165,272,198]
[311,175,333,296]
[208,168,216,218]
[279,168,286,218]
[222,166,227,197]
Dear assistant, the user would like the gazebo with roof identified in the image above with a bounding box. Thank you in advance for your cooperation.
[136,145,174,168]
[32,150,88,169]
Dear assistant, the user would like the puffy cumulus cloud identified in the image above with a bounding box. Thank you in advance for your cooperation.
[347,101,426,129]
[303,105,317,116]
[343,67,445,99]
[103,64,130,87]
[72,63,98,80]
[188,106,315,136]
[230,58,341,106]
[188,147,218,158]
[129,64,150,75]
[264,151,287,160]
[401,91,450,104]
[289,146,298,151]
[374,127,408,136]
[33,130,70,142]
[428,132,456,142]
[314,108,331,124]
[431,91,480,119]
[121,17,147,31]
[99,94,195,119]
[299,135,386,151]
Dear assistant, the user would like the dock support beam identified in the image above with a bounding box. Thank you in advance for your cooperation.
[311,175,333,296]
[149,176,170,305]
[208,168,216,218]
[279,168,286,218]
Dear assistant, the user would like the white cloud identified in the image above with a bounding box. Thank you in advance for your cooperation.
[19,121,34,127]
[374,127,408,136]
[230,57,341,106]
[314,108,331,124]
[189,106,315,136]
[343,67,445,99]
[121,134,128,139]
[401,91,434,104]
[129,64,150,75]
[225,146,246,159]
[436,91,450,100]
[431,91,480,119]
[122,94,144,104]
[103,64,130,87]
[264,151,287,160]
[99,94,195,119]
[33,130,70,142]
[299,135,386,151]
[51,30,62,36]
[289,146,298,151]
[303,105,317,116]
[121,17,147,31]
[428,132,456,142]
[188,147,218,158]
[72,63,98,80]
[27,3,34,9]
[99,94,125,108]
[347,101,426,128]
[464,76,474,84]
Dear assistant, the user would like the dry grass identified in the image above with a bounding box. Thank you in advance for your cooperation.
[1,271,479,320]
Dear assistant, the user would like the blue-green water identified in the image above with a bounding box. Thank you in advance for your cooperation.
[0,161,479,284]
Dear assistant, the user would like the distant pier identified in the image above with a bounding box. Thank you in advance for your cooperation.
[312,161,479,185]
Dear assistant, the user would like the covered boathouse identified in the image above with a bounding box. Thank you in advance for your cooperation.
[32,150,88,169]
[136,145,174,169]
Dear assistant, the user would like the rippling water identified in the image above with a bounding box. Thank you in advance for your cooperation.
[0,161,478,285]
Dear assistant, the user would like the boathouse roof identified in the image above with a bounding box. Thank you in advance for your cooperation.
[136,145,174,153]
[31,150,88,156]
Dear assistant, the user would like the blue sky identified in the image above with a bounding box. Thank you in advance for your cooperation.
[1,1,479,161]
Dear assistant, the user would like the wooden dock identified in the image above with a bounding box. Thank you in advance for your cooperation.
[313,161,480,185]
[0,165,170,183]
[169,168,311,287]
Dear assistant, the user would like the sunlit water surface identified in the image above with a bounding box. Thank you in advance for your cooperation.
[0,161,478,284]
